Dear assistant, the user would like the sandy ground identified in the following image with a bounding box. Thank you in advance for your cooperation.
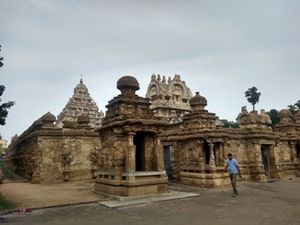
[0,180,108,209]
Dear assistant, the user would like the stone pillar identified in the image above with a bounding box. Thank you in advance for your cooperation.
[268,145,280,178]
[290,142,298,164]
[126,133,136,173]
[209,143,216,167]
[220,144,225,166]
[155,138,165,172]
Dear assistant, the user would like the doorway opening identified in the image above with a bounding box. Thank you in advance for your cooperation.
[134,132,146,171]
[296,143,300,160]
[261,145,270,176]
[203,142,210,165]
[163,145,173,180]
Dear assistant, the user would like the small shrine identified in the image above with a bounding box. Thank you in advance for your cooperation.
[94,76,169,196]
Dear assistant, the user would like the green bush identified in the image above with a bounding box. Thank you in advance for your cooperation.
[0,193,16,211]
[0,161,16,180]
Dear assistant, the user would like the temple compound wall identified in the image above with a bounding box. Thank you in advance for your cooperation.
[6,113,101,184]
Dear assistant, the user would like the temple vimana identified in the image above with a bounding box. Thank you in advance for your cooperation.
[6,74,300,196]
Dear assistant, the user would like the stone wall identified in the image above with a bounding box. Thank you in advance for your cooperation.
[160,100,300,187]
[6,112,101,184]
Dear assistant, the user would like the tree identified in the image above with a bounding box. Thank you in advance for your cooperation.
[0,45,15,125]
[220,119,239,128]
[288,104,297,115]
[245,86,261,111]
[0,45,3,67]
[295,100,300,109]
[288,100,300,115]
[266,109,280,126]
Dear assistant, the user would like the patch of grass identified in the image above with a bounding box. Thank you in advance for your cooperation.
[0,193,16,211]
[0,161,16,180]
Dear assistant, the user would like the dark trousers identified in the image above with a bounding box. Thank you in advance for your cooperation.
[229,174,238,195]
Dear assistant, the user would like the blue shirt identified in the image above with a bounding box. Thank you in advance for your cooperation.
[226,159,239,174]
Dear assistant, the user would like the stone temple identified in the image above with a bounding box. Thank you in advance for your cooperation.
[6,74,300,197]
[95,76,168,196]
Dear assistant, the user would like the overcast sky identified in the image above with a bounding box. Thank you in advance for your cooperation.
[1,0,300,141]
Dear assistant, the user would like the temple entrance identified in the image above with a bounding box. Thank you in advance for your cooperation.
[163,145,173,180]
[134,132,146,171]
[297,143,300,160]
[261,145,270,176]
[203,142,210,165]
[261,144,278,177]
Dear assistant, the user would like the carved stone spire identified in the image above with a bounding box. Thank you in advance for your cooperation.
[57,79,103,128]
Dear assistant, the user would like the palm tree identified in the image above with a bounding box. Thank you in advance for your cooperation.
[245,86,261,112]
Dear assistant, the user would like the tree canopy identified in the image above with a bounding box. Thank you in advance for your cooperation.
[288,100,300,114]
[0,45,3,67]
[220,119,239,128]
[266,109,280,126]
[0,45,15,126]
[245,86,261,111]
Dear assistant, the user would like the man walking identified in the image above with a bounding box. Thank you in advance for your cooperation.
[224,153,241,197]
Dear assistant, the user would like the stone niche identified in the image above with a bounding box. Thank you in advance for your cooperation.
[94,76,169,197]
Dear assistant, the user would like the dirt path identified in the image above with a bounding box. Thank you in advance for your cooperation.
[0,180,108,209]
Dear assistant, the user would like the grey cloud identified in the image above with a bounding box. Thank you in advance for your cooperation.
[1,0,300,141]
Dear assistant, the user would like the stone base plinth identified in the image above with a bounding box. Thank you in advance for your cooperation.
[95,171,168,197]
[180,170,230,188]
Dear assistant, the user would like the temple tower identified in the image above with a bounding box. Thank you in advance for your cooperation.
[57,79,104,128]
[146,74,193,123]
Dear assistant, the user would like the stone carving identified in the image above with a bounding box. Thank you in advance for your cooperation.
[237,106,272,128]
[61,144,72,181]
[89,146,100,179]
[146,74,193,123]
[112,141,126,169]
[126,143,136,173]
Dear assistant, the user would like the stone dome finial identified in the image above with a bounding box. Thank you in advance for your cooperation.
[189,92,207,111]
[294,111,300,123]
[41,112,56,123]
[278,109,294,124]
[278,109,292,118]
[117,76,140,95]
[41,112,56,127]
